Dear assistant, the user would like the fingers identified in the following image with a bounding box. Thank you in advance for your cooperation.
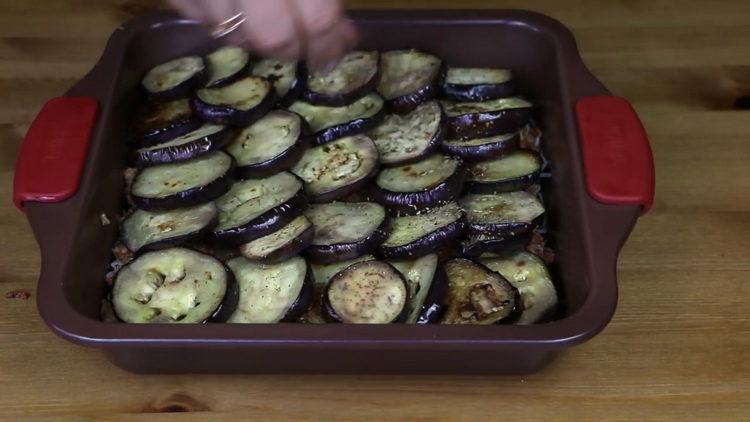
[233,0,301,60]
[289,0,358,69]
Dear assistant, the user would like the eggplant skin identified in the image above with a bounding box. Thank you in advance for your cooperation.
[129,213,220,254]
[304,218,390,264]
[210,190,309,246]
[442,82,516,103]
[136,119,203,149]
[145,68,208,102]
[440,133,520,162]
[240,223,315,264]
[131,170,234,211]
[132,127,233,167]
[378,216,467,260]
[190,90,278,127]
[301,70,379,108]
[367,163,466,215]
[236,135,310,179]
[388,62,446,115]
[461,234,532,258]
[206,264,239,323]
[415,265,448,324]
[447,108,531,141]
[310,162,381,204]
[281,265,316,322]
[310,107,386,146]
[131,100,203,148]
[467,215,544,239]
[466,171,541,194]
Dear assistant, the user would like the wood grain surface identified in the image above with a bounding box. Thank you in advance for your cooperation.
[1,0,749,420]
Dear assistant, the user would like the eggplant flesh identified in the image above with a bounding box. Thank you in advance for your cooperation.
[205,45,250,87]
[441,258,518,324]
[303,50,379,106]
[238,215,314,263]
[142,56,207,100]
[121,202,218,253]
[250,59,305,106]
[288,94,384,145]
[112,248,230,323]
[441,97,533,140]
[132,98,201,147]
[377,49,445,113]
[193,76,276,126]
[379,202,466,259]
[441,132,519,162]
[466,150,542,193]
[460,191,545,237]
[226,256,312,323]
[389,253,446,324]
[133,123,231,166]
[323,260,409,323]
[442,67,515,102]
[369,101,445,166]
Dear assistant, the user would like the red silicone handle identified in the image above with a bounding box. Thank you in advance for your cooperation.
[575,96,654,214]
[13,97,98,211]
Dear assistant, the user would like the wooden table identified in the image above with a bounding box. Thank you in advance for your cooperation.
[1,1,748,419]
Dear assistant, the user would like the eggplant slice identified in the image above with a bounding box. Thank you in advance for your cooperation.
[389,253,446,324]
[225,110,308,179]
[323,260,410,323]
[378,201,466,259]
[131,98,202,147]
[130,151,234,210]
[442,67,516,102]
[141,56,207,101]
[466,150,542,194]
[460,191,545,238]
[288,93,385,145]
[192,75,276,126]
[238,215,314,263]
[291,134,380,203]
[302,50,379,106]
[442,97,533,140]
[377,49,445,114]
[303,255,376,324]
[480,251,559,325]
[369,154,465,214]
[212,171,307,245]
[460,232,532,258]
[369,101,446,166]
[226,256,313,323]
[204,45,250,87]
[133,123,232,167]
[112,247,232,323]
[441,132,519,162]
[250,58,305,106]
[304,202,388,264]
[121,202,218,253]
[441,258,519,324]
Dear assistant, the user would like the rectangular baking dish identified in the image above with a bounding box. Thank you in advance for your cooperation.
[13,9,654,374]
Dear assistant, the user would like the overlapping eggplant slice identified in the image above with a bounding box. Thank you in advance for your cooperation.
[460,232,532,258]
[304,202,388,264]
[377,49,445,114]
[465,150,542,193]
[111,247,235,323]
[368,154,465,214]
[130,151,234,210]
[291,134,380,203]
[212,171,307,245]
[250,58,306,106]
[121,202,218,253]
[460,191,545,239]
[378,202,466,259]
[441,258,519,325]
[226,256,313,323]
[441,97,532,140]
[441,131,519,162]
[142,56,207,101]
[204,45,250,87]
[238,215,314,263]
[131,98,202,147]
[480,251,559,325]
[288,93,385,145]
[225,110,308,179]
[323,260,410,323]
[302,255,377,324]
[302,50,379,106]
[192,75,277,126]
[133,123,232,166]
[389,253,447,324]
[442,67,516,102]
[368,101,446,166]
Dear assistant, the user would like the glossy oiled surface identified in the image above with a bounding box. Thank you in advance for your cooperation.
[0,0,749,420]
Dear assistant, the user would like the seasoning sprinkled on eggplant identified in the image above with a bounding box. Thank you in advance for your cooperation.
[441,258,518,324]
[377,49,445,114]
[441,132,520,162]
[441,97,532,140]
[250,59,306,106]
[142,56,207,101]
[442,67,516,102]
[238,215,314,263]
[466,150,542,194]
[378,201,466,259]
[192,75,276,126]
[303,50,379,106]
[304,202,388,263]
[288,94,385,145]
[460,191,545,238]
[121,202,218,253]
[369,101,446,166]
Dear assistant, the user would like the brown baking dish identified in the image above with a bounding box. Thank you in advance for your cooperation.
[12,9,654,374]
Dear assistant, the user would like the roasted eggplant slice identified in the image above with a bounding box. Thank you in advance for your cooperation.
[131,98,202,147]
[192,75,276,126]
[131,151,234,210]
[460,232,532,258]
[441,132,519,162]
[304,202,388,264]
[212,171,307,245]
[225,110,308,179]
[112,247,232,323]
[442,67,516,102]
[369,101,446,166]
[466,150,542,193]
[238,215,314,263]
[323,260,410,323]
[141,56,207,101]
[442,97,533,140]
[481,251,559,325]
[288,93,385,145]
[378,202,465,259]
[302,50,379,106]
[133,123,232,167]
[389,253,447,324]
[204,45,250,87]
[368,154,465,214]
[121,202,218,253]
[377,49,445,114]
[226,256,313,323]
[291,134,380,203]
[250,59,306,106]
[460,191,545,238]
[441,258,519,324]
